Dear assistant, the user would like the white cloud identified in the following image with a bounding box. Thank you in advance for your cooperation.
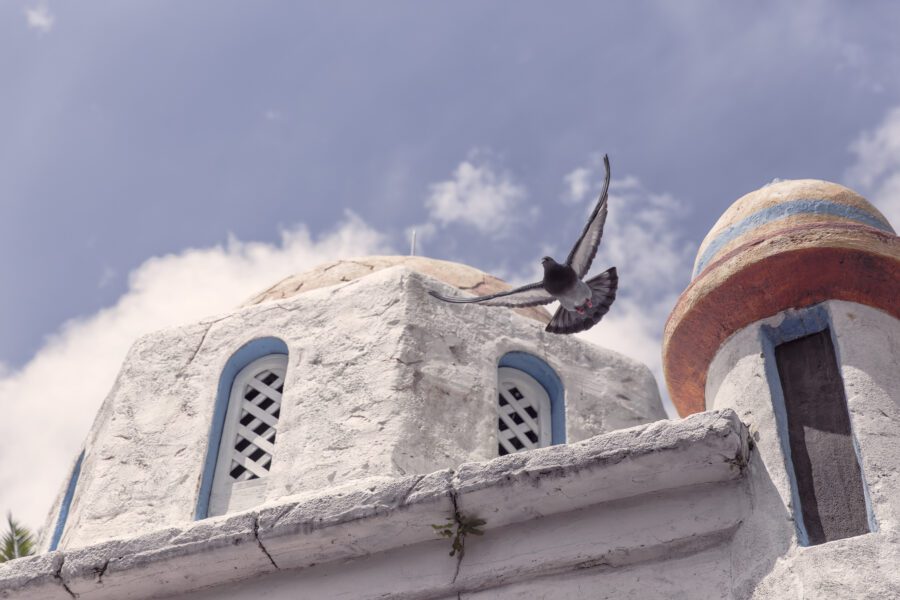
[0,213,390,531]
[562,164,695,417]
[24,4,54,33]
[562,167,591,204]
[561,154,612,205]
[424,153,527,235]
[848,106,900,229]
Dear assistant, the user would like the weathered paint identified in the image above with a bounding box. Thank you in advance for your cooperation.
[696,179,892,268]
[694,199,896,276]
[664,180,899,417]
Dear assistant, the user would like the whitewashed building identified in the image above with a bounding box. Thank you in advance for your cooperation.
[1,179,898,599]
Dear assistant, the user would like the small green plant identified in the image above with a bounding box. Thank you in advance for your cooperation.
[1,513,35,562]
[432,513,486,559]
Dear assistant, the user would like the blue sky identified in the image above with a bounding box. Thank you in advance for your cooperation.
[2,1,900,529]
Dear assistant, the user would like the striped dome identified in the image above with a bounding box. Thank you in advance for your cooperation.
[693,180,894,278]
[663,179,900,416]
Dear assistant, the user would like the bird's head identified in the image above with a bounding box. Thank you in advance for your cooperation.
[541,256,557,270]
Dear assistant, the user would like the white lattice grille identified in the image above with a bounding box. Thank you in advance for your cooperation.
[228,367,284,481]
[497,368,551,456]
[208,354,288,517]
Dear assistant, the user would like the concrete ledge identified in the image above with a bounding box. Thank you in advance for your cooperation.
[0,410,748,600]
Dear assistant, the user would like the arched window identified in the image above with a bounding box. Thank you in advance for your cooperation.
[497,352,565,456]
[195,337,289,520]
[208,354,287,517]
[497,367,551,454]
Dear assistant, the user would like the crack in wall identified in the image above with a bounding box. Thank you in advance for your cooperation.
[262,304,305,316]
[53,555,77,599]
[574,557,611,570]
[253,516,280,570]
[344,260,377,271]
[397,475,426,507]
[455,276,487,292]
[247,275,295,305]
[394,357,423,366]
[93,558,110,584]
[448,486,464,584]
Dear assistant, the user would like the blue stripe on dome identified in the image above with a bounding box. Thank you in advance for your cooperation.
[694,199,895,277]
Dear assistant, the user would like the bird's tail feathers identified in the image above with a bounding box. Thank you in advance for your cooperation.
[545,267,618,335]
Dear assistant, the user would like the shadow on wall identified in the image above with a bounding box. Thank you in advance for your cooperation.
[730,449,795,599]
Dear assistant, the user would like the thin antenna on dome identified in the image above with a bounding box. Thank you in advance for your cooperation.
[410,229,417,256]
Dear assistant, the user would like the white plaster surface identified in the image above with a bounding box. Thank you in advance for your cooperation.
[43,265,664,551]
[0,410,745,600]
[458,544,733,600]
[706,300,900,599]
[182,483,743,600]
[828,301,900,532]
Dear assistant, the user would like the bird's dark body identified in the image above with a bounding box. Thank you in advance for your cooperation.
[542,260,577,295]
[427,154,617,335]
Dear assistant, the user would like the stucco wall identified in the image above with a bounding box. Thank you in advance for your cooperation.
[1,410,745,600]
[49,265,663,550]
[179,486,741,600]
[706,300,900,598]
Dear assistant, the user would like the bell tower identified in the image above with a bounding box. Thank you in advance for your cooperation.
[663,179,899,589]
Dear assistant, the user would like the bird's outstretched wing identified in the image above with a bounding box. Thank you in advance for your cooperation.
[429,281,554,308]
[545,267,617,334]
[565,154,611,279]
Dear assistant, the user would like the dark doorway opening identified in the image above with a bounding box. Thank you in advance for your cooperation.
[775,330,870,545]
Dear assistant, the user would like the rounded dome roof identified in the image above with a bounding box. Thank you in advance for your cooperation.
[243,255,552,324]
[693,179,894,278]
[664,179,899,417]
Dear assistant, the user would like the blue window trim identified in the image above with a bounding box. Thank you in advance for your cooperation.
[499,352,565,444]
[759,303,877,544]
[49,450,84,551]
[194,336,289,520]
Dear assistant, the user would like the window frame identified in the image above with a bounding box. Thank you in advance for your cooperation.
[207,354,287,517]
[760,303,876,544]
[497,352,565,456]
[497,367,553,454]
[195,337,289,520]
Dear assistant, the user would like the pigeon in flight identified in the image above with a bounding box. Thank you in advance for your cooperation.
[429,154,617,334]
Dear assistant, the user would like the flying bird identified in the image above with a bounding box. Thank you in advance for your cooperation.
[429,154,617,334]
